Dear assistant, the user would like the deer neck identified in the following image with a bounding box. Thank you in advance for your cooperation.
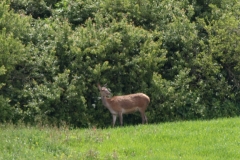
[101,95,111,108]
[101,95,118,114]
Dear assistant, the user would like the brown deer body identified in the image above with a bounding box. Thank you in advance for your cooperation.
[98,84,150,127]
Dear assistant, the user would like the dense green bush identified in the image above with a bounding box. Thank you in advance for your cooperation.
[10,0,52,18]
[0,0,239,127]
[54,0,98,26]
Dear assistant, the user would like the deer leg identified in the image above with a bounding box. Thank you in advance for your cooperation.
[112,114,117,127]
[145,114,148,124]
[141,112,147,124]
[119,113,123,126]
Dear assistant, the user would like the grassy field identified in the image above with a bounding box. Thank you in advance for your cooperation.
[0,117,240,160]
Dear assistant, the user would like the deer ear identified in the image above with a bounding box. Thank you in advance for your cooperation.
[97,83,102,90]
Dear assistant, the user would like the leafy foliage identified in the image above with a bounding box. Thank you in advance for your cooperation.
[0,0,239,127]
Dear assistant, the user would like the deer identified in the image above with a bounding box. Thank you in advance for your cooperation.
[97,83,150,127]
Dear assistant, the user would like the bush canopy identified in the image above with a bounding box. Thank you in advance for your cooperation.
[0,0,240,127]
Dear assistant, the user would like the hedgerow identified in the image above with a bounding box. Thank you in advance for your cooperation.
[0,0,239,127]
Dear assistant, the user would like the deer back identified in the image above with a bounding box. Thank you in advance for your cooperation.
[106,93,150,112]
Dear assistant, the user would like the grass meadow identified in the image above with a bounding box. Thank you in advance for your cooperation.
[0,117,240,160]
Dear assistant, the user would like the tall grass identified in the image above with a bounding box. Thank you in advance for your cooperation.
[0,117,240,159]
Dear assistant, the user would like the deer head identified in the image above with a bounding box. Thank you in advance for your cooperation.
[98,83,111,98]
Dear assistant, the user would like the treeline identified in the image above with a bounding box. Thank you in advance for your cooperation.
[0,0,239,127]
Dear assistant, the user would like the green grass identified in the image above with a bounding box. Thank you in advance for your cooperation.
[1,117,240,160]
